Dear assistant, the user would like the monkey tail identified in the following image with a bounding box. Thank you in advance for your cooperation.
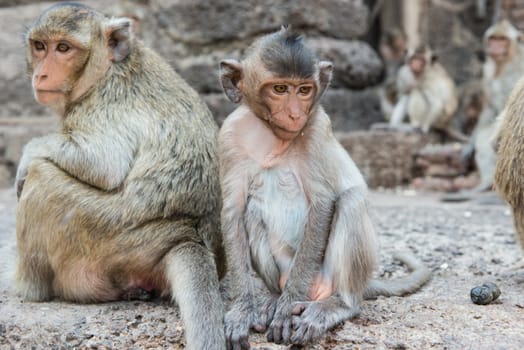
[363,252,431,299]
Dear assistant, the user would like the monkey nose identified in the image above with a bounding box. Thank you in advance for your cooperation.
[289,113,300,120]
[34,74,48,83]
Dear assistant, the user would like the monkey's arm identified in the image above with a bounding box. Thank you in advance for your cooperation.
[462,105,497,162]
[389,94,409,125]
[268,128,340,344]
[267,194,334,343]
[219,124,277,349]
[16,128,135,194]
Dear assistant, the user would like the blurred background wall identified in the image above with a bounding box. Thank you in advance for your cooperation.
[0,0,519,188]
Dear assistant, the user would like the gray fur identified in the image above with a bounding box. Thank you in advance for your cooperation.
[219,30,430,349]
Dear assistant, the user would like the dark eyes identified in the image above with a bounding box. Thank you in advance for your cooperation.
[273,85,313,95]
[273,85,288,94]
[56,43,71,52]
[298,86,313,95]
[32,41,71,53]
[33,41,45,51]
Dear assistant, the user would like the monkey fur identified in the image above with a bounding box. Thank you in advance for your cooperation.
[218,27,431,349]
[16,4,225,350]
[494,75,524,250]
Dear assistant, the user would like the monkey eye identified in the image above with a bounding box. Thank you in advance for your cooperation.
[298,86,313,95]
[33,41,45,51]
[273,85,288,94]
[56,43,71,53]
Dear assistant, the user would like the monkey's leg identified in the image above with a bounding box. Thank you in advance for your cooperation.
[390,95,408,125]
[165,240,225,350]
[285,187,376,345]
[14,244,54,302]
[15,165,57,302]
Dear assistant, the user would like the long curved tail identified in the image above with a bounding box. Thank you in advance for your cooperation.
[363,252,431,299]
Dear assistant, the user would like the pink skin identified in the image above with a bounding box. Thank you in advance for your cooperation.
[261,79,316,141]
[409,56,426,77]
[30,39,79,106]
[279,272,333,301]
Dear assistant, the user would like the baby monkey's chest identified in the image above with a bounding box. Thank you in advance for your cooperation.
[246,167,309,245]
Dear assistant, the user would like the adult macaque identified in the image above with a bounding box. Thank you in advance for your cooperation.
[494,76,524,251]
[218,27,431,349]
[389,47,459,135]
[15,4,224,350]
[467,19,524,191]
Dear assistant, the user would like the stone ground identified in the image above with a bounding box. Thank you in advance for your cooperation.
[0,187,522,349]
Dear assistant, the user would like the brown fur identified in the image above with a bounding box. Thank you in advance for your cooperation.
[494,76,524,249]
[16,4,225,350]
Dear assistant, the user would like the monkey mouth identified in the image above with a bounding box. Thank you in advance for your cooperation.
[272,125,303,139]
[36,89,64,94]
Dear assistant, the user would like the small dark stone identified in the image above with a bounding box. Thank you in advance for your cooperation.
[470,282,501,305]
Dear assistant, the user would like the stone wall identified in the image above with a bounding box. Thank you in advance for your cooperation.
[0,0,385,130]
[0,0,505,189]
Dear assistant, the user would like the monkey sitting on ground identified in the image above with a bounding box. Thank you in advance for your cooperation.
[15,4,225,350]
[218,27,431,349]
[389,46,462,140]
[468,19,524,192]
[494,75,524,252]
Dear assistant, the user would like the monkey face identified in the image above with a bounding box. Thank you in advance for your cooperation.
[487,35,510,62]
[29,37,90,111]
[260,79,316,140]
[26,4,131,117]
[409,56,426,76]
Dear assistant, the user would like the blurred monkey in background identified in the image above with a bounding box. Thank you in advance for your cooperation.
[389,46,459,137]
[466,19,524,191]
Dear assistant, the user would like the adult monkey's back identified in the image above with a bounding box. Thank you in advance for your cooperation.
[15,3,225,349]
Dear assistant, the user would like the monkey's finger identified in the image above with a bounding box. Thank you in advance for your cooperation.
[225,323,250,350]
[291,322,321,345]
[229,332,249,350]
[253,323,266,333]
[290,323,307,345]
[267,319,282,343]
[291,302,307,315]
[281,317,293,344]
[258,298,277,329]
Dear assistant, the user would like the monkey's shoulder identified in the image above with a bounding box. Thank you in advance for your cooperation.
[219,107,274,148]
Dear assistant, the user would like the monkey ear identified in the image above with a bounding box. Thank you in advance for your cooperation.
[105,17,133,62]
[317,61,333,98]
[220,59,243,103]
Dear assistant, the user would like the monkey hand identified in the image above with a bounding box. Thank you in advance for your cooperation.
[224,293,269,350]
[224,299,251,350]
[289,301,331,345]
[15,151,32,199]
[267,293,297,344]
[15,137,54,199]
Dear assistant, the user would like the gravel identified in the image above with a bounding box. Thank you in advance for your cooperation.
[0,188,522,349]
